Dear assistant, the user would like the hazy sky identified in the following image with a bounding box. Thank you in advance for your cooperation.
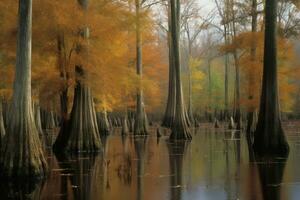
[198,0,215,13]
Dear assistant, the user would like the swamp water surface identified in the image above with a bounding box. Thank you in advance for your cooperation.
[1,122,300,200]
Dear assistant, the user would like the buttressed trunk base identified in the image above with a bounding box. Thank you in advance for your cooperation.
[0,0,47,179]
[58,67,101,153]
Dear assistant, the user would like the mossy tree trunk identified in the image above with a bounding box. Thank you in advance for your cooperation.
[253,0,289,156]
[0,0,47,178]
[169,0,192,140]
[134,0,149,136]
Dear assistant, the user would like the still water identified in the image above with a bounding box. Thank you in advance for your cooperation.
[1,122,300,200]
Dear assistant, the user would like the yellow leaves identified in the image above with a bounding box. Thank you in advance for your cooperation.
[192,68,204,80]
[0,0,168,113]
[190,57,204,91]
[190,56,202,68]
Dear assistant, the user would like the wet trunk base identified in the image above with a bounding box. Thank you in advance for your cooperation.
[170,113,192,141]
[253,121,289,156]
[0,120,48,179]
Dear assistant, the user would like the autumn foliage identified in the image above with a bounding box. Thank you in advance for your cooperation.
[0,0,167,115]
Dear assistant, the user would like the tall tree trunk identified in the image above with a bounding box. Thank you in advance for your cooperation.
[134,0,149,135]
[58,32,69,130]
[163,0,192,128]
[53,32,70,151]
[169,0,192,140]
[229,0,242,129]
[0,0,47,178]
[53,0,101,153]
[253,0,289,156]
[223,0,230,120]
[208,58,213,121]
[233,52,242,129]
[247,0,258,139]
[162,1,176,128]
[187,42,194,125]
[187,74,194,123]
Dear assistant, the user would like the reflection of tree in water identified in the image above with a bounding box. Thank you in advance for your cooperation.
[117,135,132,186]
[0,179,44,199]
[101,135,109,156]
[245,128,288,200]
[168,140,189,200]
[223,130,241,199]
[134,136,148,200]
[255,156,288,200]
[55,153,104,200]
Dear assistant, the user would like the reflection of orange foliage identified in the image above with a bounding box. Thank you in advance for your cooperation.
[223,31,299,112]
[0,0,168,113]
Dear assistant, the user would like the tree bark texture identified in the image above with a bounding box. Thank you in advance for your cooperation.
[0,0,47,178]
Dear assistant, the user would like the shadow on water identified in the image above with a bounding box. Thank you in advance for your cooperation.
[0,179,44,199]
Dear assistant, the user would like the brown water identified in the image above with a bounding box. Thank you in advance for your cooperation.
[2,122,300,200]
